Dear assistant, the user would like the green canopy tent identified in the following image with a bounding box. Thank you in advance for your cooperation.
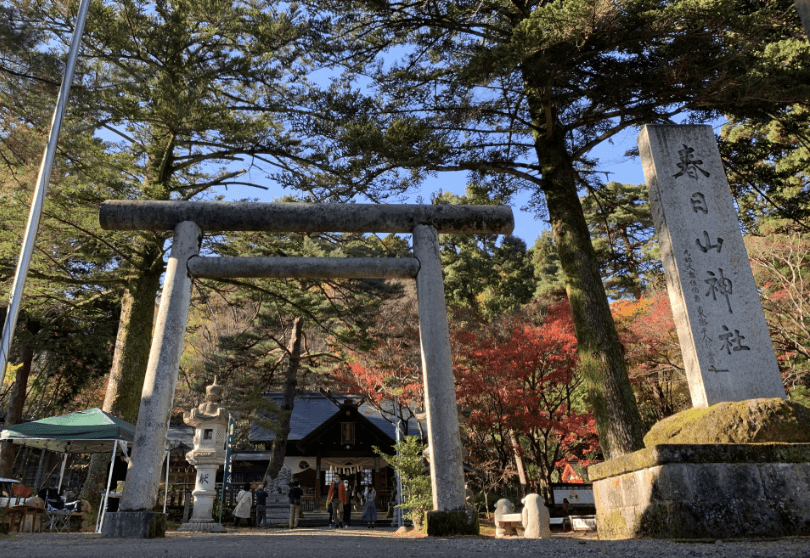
[0,408,136,532]
[0,408,135,454]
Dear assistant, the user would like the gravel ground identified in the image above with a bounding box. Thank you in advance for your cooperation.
[1,528,809,558]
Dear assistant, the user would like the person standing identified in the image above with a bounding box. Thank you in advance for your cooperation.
[232,482,253,528]
[288,479,303,530]
[353,485,363,513]
[343,481,353,529]
[327,473,346,528]
[255,483,268,527]
[361,485,377,529]
[105,453,128,512]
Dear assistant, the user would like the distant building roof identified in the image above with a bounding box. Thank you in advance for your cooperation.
[249,392,422,444]
[166,424,194,453]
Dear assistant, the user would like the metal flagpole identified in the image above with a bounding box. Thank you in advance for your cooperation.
[57,453,69,494]
[0,0,92,385]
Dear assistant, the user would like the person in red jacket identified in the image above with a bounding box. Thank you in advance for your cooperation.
[327,473,347,529]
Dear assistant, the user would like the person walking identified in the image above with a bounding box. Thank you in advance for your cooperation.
[361,485,377,529]
[327,473,346,529]
[255,483,268,527]
[288,479,303,530]
[232,482,253,528]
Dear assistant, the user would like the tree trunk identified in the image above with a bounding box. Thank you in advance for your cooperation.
[531,112,646,459]
[264,317,304,483]
[80,238,165,501]
[508,429,528,498]
[0,319,40,477]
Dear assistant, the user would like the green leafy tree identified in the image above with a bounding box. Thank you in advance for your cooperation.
[580,182,661,300]
[720,106,810,234]
[182,225,391,481]
[4,0,361,499]
[374,436,431,529]
[529,230,567,303]
[435,187,536,318]
[308,0,810,457]
[0,3,122,474]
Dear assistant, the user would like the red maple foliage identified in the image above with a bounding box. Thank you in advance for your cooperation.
[453,300,600,490]
[330,281,425,435]
[612,291,690,423]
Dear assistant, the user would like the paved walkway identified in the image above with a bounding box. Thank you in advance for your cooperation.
[1,527,808,558]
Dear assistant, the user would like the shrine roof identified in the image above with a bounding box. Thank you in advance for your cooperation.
[249,392,422,444]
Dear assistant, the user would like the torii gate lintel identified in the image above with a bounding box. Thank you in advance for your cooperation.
[98,202,513,537]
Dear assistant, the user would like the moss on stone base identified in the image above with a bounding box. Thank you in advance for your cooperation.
[148,513,167,538]
[643,398,810,446]
[424,510,479,537]
[597,509,629,539]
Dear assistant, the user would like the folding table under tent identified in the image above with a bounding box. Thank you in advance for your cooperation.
[0,408,138,532]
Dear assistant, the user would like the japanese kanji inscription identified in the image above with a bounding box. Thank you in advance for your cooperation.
[638,125,785,408]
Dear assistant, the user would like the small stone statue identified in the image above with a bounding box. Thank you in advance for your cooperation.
[277,466,291,494]
[521,493,551,539]
[494,498,519,538]
[267,466,292,494]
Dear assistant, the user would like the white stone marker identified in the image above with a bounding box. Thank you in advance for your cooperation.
[638,125,785,408]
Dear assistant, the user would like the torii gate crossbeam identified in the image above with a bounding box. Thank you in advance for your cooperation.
[98,202,513,538]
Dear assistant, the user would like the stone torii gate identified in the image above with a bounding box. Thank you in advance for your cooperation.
[98,200,513,537]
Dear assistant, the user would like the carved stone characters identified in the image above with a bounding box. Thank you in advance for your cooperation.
[521,493,551,539]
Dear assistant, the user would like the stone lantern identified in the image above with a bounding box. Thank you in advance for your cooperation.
[178,377,228,532]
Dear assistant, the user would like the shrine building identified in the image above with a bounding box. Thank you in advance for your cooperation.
[232,392,422,511]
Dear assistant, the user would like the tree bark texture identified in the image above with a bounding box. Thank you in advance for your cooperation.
[534,130,646,459]
[0,320,39,477]
[509,429,528,498]
[80,235,166,501]
[264,316,304,483]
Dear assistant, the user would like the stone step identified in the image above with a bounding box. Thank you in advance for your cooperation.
[261,512,397,528]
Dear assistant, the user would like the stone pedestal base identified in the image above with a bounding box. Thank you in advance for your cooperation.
[177,521,227,532]
[101,512,167,538]
[424,509,478,537]
[588,444,810,540]
[263,494,291,524]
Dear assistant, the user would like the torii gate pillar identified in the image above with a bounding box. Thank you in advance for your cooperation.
[98,201,512,537]
[413,224,467,512]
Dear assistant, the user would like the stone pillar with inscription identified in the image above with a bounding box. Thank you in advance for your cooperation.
[587,126,809,542]
[178,377,229,532]
[638,124,785,408]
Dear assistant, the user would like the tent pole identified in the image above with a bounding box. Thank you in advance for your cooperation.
[57,453,68,494]
[33,447,46,489]
[97,440,120,533]
[163,450,170,514]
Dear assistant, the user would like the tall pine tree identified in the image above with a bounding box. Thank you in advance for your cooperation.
[303,0,810,457]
